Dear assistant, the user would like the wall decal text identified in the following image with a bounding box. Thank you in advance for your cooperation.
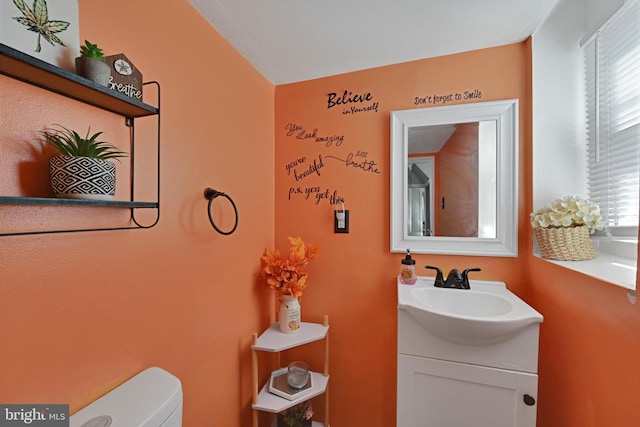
[327,89,380,116]
[285,154,325,181]
[288,186,345,205]
[327,90,373,109]
[414,89,483,105]
[341,101,379,115]
[284,123,344,147]
[324,151,381,174]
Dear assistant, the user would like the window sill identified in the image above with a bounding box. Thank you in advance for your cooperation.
[534,238,637,290]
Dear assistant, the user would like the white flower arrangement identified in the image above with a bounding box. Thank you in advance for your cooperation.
[530,196,604,233]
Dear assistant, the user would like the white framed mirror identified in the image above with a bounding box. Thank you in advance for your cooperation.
[390,99,518,256]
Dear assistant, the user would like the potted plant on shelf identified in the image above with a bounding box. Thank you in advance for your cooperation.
[277,401,313,427]
[39,125,128,200]
[530,195,604,261]
[75,40,110,86]
[260,237,320,333]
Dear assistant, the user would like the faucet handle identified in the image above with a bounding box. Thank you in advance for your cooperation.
[424,265,445,287]
[461,268,481,288]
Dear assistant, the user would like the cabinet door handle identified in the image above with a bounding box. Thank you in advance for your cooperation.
[523,394,536,406]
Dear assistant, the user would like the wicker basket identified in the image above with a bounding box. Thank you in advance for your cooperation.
[533,225,596,261]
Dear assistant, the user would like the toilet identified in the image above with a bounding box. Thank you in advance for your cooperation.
[70,367,182,427]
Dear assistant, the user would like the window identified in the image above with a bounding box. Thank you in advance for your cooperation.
[584,0,640,236]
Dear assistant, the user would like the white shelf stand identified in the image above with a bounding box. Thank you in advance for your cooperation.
[252,315,330,427]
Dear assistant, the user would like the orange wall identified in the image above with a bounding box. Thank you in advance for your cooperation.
[438,122,479,237]
[527,257,640,426]
[274,43,530,426]
[0,1,274,426]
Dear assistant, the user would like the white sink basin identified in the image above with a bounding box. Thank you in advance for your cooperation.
[398,277,543,346]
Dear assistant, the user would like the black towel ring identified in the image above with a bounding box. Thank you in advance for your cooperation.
[204,187,238,235]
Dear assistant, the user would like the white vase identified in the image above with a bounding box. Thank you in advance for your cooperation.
[279,295,301,333]
[75,56,111,86]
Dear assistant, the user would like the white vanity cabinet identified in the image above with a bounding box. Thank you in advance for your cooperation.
[397,354,538,426]
[397,278,542,427]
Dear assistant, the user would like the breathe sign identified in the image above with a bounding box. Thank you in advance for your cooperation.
[105,53,143,99]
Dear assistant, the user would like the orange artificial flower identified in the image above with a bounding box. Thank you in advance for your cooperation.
[260,236,320,298]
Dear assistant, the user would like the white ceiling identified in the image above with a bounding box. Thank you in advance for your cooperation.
[189,0,559,85]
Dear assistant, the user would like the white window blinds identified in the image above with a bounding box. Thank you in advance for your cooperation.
[584,0,640,230]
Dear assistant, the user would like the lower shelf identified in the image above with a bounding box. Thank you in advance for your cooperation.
[252,372,329,413]
[0,196,157,208]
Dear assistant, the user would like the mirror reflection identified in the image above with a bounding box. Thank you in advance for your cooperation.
[407,121,497,238]
[390,99,518,257]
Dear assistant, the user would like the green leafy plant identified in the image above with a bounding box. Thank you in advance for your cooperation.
[80,40,105,61]
[39,125,128,161]
[12,0,70,53]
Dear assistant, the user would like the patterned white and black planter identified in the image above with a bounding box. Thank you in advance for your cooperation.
[49,156,116,200]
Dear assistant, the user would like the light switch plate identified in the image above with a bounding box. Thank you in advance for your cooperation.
[334,210,349,233]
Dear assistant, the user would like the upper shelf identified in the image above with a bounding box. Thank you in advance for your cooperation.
[0,43,158,118]
[252,322,329,352]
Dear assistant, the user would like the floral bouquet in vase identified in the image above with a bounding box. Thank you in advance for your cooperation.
[530,196,604,261]
[261,237,320,333]
[277,401,313,427]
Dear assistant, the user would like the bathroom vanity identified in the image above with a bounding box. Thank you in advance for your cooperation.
[397,277,543,427]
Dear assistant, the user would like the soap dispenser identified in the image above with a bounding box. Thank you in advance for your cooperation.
[399,249,417,284]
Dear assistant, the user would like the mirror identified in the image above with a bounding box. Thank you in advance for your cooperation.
[390,99,518,256]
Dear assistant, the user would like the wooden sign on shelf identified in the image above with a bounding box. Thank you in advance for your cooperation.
[104,53,143,100]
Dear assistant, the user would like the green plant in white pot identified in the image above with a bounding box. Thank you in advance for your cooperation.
[75,40,111,86]
[40,125,128,200]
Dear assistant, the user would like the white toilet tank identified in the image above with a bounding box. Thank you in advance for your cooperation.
[70,367,182,427]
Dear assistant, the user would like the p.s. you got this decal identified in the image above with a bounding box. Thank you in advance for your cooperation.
[326,89,380,115]
[288,185,345,205]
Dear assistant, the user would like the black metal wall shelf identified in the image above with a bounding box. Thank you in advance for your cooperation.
[0,43,157,118]
[0,43,161,236]
[0,196,158,209]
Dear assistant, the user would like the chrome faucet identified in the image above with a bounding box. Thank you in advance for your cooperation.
[425,266,481,289]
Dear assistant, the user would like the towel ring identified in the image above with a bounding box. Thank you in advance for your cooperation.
[204,187,238,235]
